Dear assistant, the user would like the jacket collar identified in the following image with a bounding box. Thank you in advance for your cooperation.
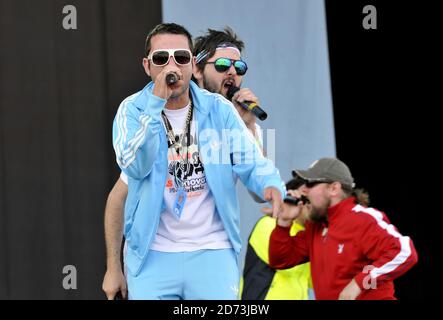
[327,196,356,222]
[189,80,212,117]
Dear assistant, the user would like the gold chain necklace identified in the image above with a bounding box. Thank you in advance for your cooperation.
[161,101,193,157]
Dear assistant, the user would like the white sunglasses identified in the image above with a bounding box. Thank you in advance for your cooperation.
[148,49,192,66]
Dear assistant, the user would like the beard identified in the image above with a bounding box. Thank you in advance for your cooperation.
[308,199,330,222]
[202,74,238,99]
[309,207,327,222]
[169,82,188,99]
[202,76,223,96]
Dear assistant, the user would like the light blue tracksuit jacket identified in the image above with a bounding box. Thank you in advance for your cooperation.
[113,81,285,276]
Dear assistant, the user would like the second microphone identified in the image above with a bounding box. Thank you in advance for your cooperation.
[227,86,268,121]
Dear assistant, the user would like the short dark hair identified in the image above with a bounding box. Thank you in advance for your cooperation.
[193,27,244,71]
[144,23,193,57]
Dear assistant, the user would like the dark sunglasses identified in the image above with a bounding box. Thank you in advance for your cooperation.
[148,49,192,66]
[206,58,248,76]
[304,180,334,188]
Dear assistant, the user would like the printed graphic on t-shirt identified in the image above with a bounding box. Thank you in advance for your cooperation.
[166,132,206,199]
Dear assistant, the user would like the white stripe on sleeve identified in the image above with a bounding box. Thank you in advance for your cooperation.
[352,205,412,280]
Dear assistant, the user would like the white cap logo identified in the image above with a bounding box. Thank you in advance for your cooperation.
[309,160,319,169]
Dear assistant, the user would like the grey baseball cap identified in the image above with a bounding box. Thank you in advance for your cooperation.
[292,158,355,189]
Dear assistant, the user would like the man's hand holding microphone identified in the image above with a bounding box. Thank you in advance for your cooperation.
[152,66,182,100]
[229,87,260,130]
[261,189,310,227]
[227,86,268,122]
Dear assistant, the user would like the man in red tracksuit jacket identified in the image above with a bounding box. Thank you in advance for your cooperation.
[263,158,418,300]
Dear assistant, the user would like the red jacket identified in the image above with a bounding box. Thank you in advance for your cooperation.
[269,197,418,300]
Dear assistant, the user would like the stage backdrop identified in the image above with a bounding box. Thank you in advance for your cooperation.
[162,0,335,269]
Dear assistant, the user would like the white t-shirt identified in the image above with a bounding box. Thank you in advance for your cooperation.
[121,103,232,252]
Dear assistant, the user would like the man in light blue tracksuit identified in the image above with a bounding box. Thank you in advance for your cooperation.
[111,23,285,300]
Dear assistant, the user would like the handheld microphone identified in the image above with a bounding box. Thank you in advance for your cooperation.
[284,195,310,206]
[226,86,268,121]
[166,72,178,85]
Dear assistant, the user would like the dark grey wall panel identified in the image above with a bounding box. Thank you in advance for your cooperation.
[0,0,161,299]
